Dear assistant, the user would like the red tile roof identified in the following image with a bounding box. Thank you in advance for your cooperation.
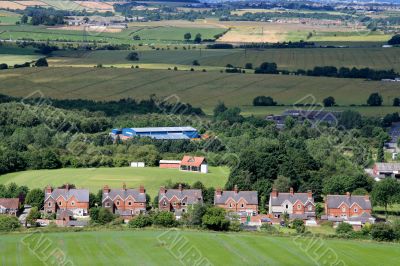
[0,198,19,209]
[180,156,206,167]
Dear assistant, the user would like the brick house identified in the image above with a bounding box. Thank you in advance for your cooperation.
[102,184,146,219]
[0,198,19,216]
[158,184,203,217]
[269,188,315,220]
[44,185,89,216]
[324,192,374,225]
[214,185,258,216]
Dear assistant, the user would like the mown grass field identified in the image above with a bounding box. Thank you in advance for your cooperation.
[0,10,20,25]
[1,230,399,265]
[0,24,225,44]
[0,67,399,116]
[0,167,229,197]
[50,47,400,72]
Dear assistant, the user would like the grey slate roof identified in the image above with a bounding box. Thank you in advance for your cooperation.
[374,162,400,172]
[45,189,89,202]
[326,195,371,209]
[159,189,203,204]
[131,127,197,132]
[214,191,258,205]
[270,193,313,206]
[103,189,146,203]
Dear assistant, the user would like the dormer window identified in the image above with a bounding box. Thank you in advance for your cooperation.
[241,203,244,208]
[342,207,346,212]
[128,201,132,206]
[105,202,110,207]
[116,201,120,206]
[163,201,167,206]
[173,202,176,206]
[297,204,301,210]
[48,202,52,207]
[354,208,358,213]
[229,203,232,208]
[285,204,288,209]
[58,201,62,206]
[71,201,75,206]
[308,205,312,211]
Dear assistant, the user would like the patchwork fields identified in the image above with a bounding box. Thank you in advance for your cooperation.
[0,67,399,116]
[1,230,399,265]
[0,167,229,197]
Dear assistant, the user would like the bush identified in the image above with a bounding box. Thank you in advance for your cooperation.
[371,223,396,241]
[202,207,229,231]
[128,214,153,228]
[244,63,253,69]
[323,96,335,107]
[0,63,8,70]
[229,221,242,232]
[0,216,20,231]
[126,52,139,61]
[336,222,353,234]
[260,223,277,233]
[35,58,48,67]
[367,92,383,106]
[253,96,277,106]
[292,219,305,233]
[90,207,115,225]
[152,211,176,228]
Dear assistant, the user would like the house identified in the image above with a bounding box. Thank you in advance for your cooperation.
[44,185,89,217]
[0,198,19,216]
[214,185,258,216]
[102,184,147,220]
[180,156,208,173]
[372,162,400,180]
[323,192,374,226]
[269,188,315,220]
[159,160,181,169]
[55,209,88,227]
[266,110,341,129]
[111,127,200,140]
[158,184,203,218]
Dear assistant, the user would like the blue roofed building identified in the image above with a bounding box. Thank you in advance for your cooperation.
[111,127,200,140]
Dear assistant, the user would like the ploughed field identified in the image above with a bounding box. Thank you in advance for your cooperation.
[1,230,399,265]
[0,167,229,198]
[0,67,400,116]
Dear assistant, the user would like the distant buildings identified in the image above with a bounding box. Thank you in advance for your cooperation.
[158,185,203,218]
[266,110,341,129]
[44,185,89,217]
[111,127,200,140]
[269,188,316,221]
[159,155,208,173]
[322,192,374,228]
[214,185,258,216]
[102,184,147,220]
[0,198,19,216]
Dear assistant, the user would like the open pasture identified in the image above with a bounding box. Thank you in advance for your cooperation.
[0,230,399,265]
[0,67,399,116]
[0,167,229,197]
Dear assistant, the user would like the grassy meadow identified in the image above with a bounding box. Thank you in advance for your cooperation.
[1,230,399,265]
[0,167,229,197]
[49,47,400,72]
[0,67,399,116]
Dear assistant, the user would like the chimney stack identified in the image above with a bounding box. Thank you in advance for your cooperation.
[103,185,110,194]
[45,185,52,194]
[123,182,127,191]
[364,194,370,201]
[65,183,70,191]
[346,192,351,199]
[307,190,312,200]
[160,186,167,194]
[234,185,238,194]
[139,185,145,194]
[290,187,294,196]
[271,188,278,198]
[178,184,183,191]
[216,187,222,196]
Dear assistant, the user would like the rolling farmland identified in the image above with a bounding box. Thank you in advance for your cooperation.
[0,67,399,116]
[0,167,229,197]
[1,230,400,265]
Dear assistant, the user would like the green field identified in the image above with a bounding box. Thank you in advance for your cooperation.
[0,167,229,197]
[0,24,225,45]
[50,47,400,72]
[1,67,399,116]
[0,10,20,25]
[1,230,399,265]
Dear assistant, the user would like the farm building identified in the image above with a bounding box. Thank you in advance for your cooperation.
[111,127,200,140]
[180,156,208,173]
[159,160,181,169]
[159,156,208,173]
